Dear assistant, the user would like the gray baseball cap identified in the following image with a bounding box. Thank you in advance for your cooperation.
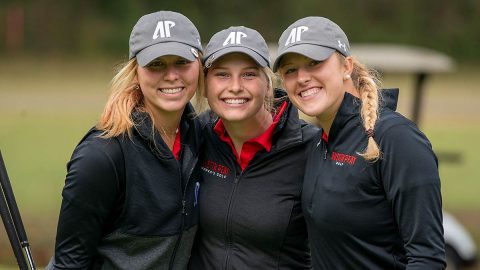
[273,17,350,72]
[129,11,203,67]
[204,26,270,68]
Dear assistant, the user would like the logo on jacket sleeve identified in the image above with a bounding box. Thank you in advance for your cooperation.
[331,151,357,166]
[201,160,230,179]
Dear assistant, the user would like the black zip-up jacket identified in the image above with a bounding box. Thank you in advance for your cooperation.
[48,104,203,270]
[303,89,446,270]
[189,91,317,269]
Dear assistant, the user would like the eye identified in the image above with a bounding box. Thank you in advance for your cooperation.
[146,61,165,69]
[176,58,191,65]
[214,71,229,78]
[309,60,321,67]
[242,72,258,79]
[282,67,297,75]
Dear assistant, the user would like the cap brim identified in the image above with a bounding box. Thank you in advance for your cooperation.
[136,42,199,67]
[204,47,269,68]
[272,44,335,72]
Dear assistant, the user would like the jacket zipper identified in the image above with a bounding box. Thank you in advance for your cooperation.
[168,153,198,270]
[322,139,328,160]
[223,171,242,270]
[309,140,328,208]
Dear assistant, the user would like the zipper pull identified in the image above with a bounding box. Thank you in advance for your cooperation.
[181,200,187,215]
[322,141,328,160]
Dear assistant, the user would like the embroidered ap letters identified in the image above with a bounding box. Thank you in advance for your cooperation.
[153,20,176,39]
[285,26,309,46]
[223,31,247,46]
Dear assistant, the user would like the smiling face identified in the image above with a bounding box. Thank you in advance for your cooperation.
[136,55,200,116]
[278,52,351,124]
[205,53,271,124]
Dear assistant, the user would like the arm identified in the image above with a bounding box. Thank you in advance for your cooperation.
[50,138,122,269]
[379,124,446,270]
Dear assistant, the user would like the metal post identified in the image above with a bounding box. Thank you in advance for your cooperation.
[0,151,36,269]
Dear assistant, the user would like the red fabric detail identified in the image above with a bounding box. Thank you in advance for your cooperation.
[322,131,329,143]
[214,101,288,170]
[173,126,181,160]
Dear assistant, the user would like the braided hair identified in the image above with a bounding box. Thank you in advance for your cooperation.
[349,56,382,162]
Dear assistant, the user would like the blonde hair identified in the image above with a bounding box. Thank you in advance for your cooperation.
[97,56,205,138]
[262,66,276,113]
[348,55,382,162]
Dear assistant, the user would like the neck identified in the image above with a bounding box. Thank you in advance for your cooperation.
[222,109,273,155]
[149,108,184,151]
[316,114,335,136]
[316,85,360,136]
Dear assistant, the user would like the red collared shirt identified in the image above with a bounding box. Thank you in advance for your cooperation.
[213,101,288,170]
[173,126,181,160]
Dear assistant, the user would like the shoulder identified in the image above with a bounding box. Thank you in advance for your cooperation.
[197,110,217,127]
[69,128,124,174]
[375,109,420,140]
[374,110,435,160]
[299,119,320,143]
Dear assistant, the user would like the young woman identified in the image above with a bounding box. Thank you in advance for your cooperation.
[48,11,204,270]
[274,16,446,269]
[188,26,316,269]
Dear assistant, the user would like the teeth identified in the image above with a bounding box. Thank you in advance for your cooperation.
[224,98,247,104]
[160,87,183,94]
[300,88,319,98]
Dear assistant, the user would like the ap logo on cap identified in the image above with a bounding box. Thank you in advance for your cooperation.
[223,31,247,46]
[153,20,176,39]
[285,26,309,46]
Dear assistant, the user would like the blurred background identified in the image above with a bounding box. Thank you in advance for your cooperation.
[0,0,479,269]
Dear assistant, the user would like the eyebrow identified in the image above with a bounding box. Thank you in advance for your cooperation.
[211,65,260,70]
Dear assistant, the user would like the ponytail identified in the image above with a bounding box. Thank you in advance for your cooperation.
[351,57,382,162]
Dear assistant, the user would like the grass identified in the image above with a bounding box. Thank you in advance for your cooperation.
[0,57,479,267]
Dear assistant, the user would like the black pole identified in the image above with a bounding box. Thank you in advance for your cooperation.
[412,72,428,126]
[0,150,35,269]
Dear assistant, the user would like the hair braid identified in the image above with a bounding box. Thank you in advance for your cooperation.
[351,57,381,162]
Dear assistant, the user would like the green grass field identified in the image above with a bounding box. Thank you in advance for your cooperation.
[1,57,479,268]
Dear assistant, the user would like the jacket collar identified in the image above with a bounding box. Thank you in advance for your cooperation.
[207,88,305,151]
[328,88,399,142]
[271,89,304,150]
[132,103,196,158]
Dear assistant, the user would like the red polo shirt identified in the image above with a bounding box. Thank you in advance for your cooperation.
[213,101,287,170]
[173,126,181,160]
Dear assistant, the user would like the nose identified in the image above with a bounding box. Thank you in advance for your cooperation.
[297,67,311,85]
[229,75,243,93]
[163,65,179,81]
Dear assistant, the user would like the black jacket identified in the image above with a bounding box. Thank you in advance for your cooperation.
[303,90,446,270]
[189,91,317,269]
[49,104,203,270]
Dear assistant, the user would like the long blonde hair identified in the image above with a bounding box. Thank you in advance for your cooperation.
[348,55,382,162]
[97,56,205,138]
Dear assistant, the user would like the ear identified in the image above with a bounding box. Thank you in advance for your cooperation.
[343,56,354,76]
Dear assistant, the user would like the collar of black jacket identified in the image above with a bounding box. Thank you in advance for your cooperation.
[328,88,399,141]
[131,103,196,154]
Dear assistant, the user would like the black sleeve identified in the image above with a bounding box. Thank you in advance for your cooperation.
[51,137,122,269]
[379,124,446,270]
